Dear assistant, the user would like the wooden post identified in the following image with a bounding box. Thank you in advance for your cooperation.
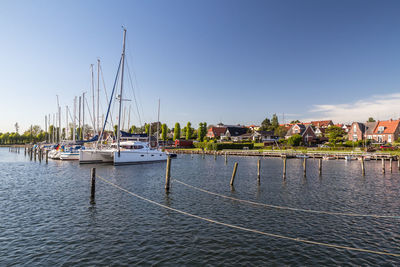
[29,148,32,161]
[303,157,307,177]
[283,157,287,179]
[225,152,227,165]
[318,158,322,176]
[361,156,365,176]
[398,156,400,171]
[165,156,171,191]
[33,147,37,161]
[214,152,216,160]
[257,159,261,183]
[390,158,393,173]
[90,168,96,203]
[46,150,49,163]
[382,158,385,174]
[38,149,42,163]
[24,146,26,156]
[230,162,238,186]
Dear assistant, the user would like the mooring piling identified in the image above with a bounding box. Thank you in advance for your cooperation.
[318,158,322,176]
[303,157,307,177]
[361,156,365,176]
[165,156,171,191]
[390,158,393,173]
[283,156,287,179]
[230,162,238,186]
[46,150,49,163]
[225,152,227,165]
[382,158,385,174]
[257,159,261,184]
[90,168,96,203]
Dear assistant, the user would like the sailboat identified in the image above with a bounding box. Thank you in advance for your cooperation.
[79,28,168,165]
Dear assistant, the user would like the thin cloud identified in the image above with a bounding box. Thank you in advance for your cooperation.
[304,93,400,124]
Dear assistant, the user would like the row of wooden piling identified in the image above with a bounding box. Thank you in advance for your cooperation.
[21,146,49,164]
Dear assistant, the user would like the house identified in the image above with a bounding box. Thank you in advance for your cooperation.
[348,122,366,141]
[247,125,260,132]
[253,130,277,142]
[372,119,400,143]
[307,120,334,128]
[285,124,316,145]
[221,126,248,139]
[365,121,378,140]
[231,132,253,142]
[206,126,227,139]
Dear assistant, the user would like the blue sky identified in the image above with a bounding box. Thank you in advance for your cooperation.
[1,0,400,132]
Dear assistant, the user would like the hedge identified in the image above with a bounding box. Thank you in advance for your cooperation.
[194,142,254,151]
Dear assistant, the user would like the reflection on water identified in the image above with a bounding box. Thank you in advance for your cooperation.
[1,148,400,266]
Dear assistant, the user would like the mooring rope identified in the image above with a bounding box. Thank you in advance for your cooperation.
[96,174,400,257]
[173,179,400,219]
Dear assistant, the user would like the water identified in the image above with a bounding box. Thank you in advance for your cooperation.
[1,148,399,266]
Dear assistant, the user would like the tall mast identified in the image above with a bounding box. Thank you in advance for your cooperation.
[45,115,47,143]
[82,92,85,140]
[91,64,96,134]
[78,96,82,140]
[97,59,100,135]
[73,97,77,143]
[157,99,160,148]
[117,28,127,153]
[66,106,69,140]
[53,114,55,143]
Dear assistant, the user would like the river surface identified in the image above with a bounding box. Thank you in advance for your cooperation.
[1,147,400,266]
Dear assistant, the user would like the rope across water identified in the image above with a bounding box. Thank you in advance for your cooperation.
[173,179,400,219]
[96,174,400,257]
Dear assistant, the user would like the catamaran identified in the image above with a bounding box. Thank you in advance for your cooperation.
[79,28,168,165]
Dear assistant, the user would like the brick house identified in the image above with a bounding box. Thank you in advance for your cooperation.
[206,126,227,139]
[372,119,400,143]
[285,124,316,145]
[348,122,365,141]
[305,120,334,128]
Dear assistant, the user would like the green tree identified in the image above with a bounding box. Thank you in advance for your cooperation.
[290,120,300,124]
[14,122,19,133]
[274,125,288,138]
[173,122,181,140]
[260,117,271,131]
[185,122,193,140]
[197,122,207,142]
[287,134,302,146]
[368,117,376,122]
[271,113,279,130]
[145,123,150,135]
[114,125,118,137]
[161,123,168,141]
[325,126,345,146]
[129,125,137,134]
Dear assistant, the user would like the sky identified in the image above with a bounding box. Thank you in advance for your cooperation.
[1,0,400,133]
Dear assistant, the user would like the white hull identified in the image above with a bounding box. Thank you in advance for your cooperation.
[79,149,115,164]
[48,150,61,159]
[113,150,167,165]
[60,152,80,160]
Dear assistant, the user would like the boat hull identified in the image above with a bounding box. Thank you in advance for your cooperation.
[113,150,168,165]
[79,150,114,164]
[60,152,80,160]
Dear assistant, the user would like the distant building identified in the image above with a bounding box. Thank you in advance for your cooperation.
[206,127,227,139]
[285,123,316,145]
[372,119,400,143]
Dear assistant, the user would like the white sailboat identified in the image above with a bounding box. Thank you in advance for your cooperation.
[79,28,168,165]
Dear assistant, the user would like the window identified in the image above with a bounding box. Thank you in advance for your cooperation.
[353,125,357,133]
[388,135,392,143]
[378,126,385,134]
[353,135,358,141]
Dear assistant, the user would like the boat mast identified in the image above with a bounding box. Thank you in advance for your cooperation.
[91,64,96,135]
[82,92,85,140]
[66,106,69,140]
[78,96,81,140]
[73,96,77,143]
[97,59,100,136]
[157,99,160,149]
[45,115,47,143]
[117,28,127,153]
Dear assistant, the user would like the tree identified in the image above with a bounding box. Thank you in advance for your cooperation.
[14,122,19,133]
[368,117,376,122]
[185,122,193,140]
[173,123,181,140]
[129,125,137,134]
[290,120,300,124]
[161,123,167,141]
[114,125,118,137]
[198,122,207,142]
[260,117,271,131]
[145,123,150,135]
[325,126,345,146]
[271,114,279,130]
[287,134,302,146]
[274,126,288,138]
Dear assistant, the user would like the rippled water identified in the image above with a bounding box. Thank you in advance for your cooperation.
[1,147,400,266]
